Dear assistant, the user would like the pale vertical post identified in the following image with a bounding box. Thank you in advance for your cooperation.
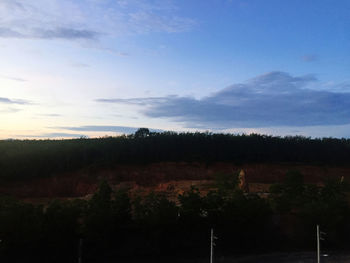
[210,228,214,263]
[78,238,83,263]
[317,225,320,263]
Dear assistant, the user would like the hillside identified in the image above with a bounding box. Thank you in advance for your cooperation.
[1,131,350,200]
[1,131,350,262]
[1,161,350,200]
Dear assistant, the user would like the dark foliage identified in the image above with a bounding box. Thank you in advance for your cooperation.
[1,173,350,262]
[1,131,350,181]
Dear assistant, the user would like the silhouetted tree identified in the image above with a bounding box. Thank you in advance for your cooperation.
[134,128,150,138]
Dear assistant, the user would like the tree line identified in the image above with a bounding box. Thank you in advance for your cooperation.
[1,171,349,262]
[1,129,350,181]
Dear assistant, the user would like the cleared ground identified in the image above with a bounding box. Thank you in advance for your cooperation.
[222,252,350,263]
[166,252,350,263]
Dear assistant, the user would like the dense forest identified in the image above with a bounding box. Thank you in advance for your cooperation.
[0,171,349,262]
[1,129,350,181]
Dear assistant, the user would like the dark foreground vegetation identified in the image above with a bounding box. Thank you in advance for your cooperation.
[1,171,349,263]
[1,129,350,181]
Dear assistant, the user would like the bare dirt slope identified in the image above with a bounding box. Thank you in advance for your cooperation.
[1,162,349,200]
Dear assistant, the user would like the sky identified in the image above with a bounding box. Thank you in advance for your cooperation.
[0,0,349,139]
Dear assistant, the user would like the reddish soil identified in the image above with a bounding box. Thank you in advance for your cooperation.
[0,162,349,200]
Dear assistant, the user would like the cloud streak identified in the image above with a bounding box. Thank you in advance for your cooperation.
[37,113,61,117]
[0,74,27,82]
[0,107,21,113]
[301,54,318,62]
[97,71,350,128]
[0,26,99,40]
[0,97,30,105]
[0,0,195,41]
[20,133,87,139]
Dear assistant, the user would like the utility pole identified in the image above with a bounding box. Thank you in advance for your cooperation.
[210,228,217,263]
[78,238,83,263]
[317,225,327,263]
[210,229,214,263]
[317,224,320,263]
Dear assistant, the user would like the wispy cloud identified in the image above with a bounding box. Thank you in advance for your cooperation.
[96,97,168,105]
[37,113,61,117]
[0,107,21,113]
[71,63,90,68]
[0,74,27,82]
[97,71,350,128]
[35,28,99,40]
[331,82,350,92]
[0,97,30,105]
[0,0,195,41]
[0,26,99,40]
[301,54,318,62]
[20,133,87,139]
[94,47,130,57]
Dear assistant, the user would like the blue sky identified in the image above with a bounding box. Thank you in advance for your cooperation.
[0,0,349,139]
